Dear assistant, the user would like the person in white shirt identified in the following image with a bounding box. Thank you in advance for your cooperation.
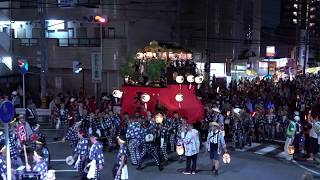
[183,124,200,175]
[307,113,319,161]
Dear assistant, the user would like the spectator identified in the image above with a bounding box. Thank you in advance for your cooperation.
[183,124,200,175]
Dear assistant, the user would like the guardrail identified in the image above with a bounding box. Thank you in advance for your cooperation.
[15,108,50,116]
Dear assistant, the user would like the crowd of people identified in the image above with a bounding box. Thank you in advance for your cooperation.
[201,74,320,160]
[0,74,319,180]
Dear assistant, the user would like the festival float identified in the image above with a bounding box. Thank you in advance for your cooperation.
[117,41,205,124]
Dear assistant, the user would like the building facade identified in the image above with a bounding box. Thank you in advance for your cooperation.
[278,0,320,67]
[1,0,262,98]
[178,0,261,64]
[1,0,177,98]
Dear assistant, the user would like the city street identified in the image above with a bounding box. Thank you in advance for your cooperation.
[39,121,317,180]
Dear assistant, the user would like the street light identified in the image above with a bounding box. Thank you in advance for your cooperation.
[94,15,107,101]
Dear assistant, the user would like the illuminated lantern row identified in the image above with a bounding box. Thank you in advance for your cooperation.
[176,75,203,84]
[136,51,193,61]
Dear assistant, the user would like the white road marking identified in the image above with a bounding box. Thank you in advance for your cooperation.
[41,129,57,131]
[50,169,78,172]
[51,159,66,162]
[234,143,262,152]
[292,160,320,176]
[254,145,278,155]
[276,151,286,159]
[273,139,285,143]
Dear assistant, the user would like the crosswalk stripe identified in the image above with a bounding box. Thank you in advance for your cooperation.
[276,151,286,158]
[234,143,262,152]
[254,145,278,155]
[51,159,66,162]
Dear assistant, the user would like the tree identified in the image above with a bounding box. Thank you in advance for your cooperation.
[119,55,136,77]
[145,60,166,81]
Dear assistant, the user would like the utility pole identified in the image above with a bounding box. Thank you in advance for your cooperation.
[205,0,210,90]
[303,0,310,75]
[38,0,48,103]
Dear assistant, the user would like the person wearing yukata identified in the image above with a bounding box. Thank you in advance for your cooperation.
[158,114,170,164]
[25,103,38,128]
[176,117,187,163]
[87,133,104,180]
[63,121,81,152]
[35,138,50,167]
[113,135,129,180]
[74,130,89,180]
[91,110,103,138]
[102,111,116,151]
[137,118,163,171]
[55,103,69,141]
[126,120,142,166]
[9,126,23,169]
[169,112,180,152]
[30,124,47,150]
[0,143,7,180]
[26,149,48,180]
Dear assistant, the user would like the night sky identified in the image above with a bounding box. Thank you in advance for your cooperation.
[262,0,281,28]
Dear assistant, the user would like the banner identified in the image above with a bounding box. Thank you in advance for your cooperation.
[121,85,204,124]
[91,53,102,82]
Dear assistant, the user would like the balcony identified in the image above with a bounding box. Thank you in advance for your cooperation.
[17,38,40,46]
[58,38,100,47]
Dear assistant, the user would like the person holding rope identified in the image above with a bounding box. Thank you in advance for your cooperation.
[74,130,89,180]
[87,133,104,180]
[113,135,129,180]
[35,138,50,167]
[26,149,48,180]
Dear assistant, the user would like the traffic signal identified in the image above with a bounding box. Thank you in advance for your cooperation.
[18,59,28,74]
[73,61,82,74]
[94,15,106,23]
[83,15,108,23]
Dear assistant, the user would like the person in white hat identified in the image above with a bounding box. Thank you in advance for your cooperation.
[206,122,227,176]
[11,91,21,108]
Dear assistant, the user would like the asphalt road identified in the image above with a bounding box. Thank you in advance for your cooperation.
[38,122,318,180]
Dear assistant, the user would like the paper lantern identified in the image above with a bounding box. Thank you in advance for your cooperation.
[155,113,164,124]
[176,75,184,84]
[47,170,56,180]
[195,75,204,84]
[288,145,295,155]
[124,75,129,83]
[222,153,231,164]
[176,144,184,155]
[186,75,195,83]
[66,156,75,166]
[141,93,150,103]
[175,93,184,102]
[136,52,144,60]
[112,90,123,98]
[146,52,153,59]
